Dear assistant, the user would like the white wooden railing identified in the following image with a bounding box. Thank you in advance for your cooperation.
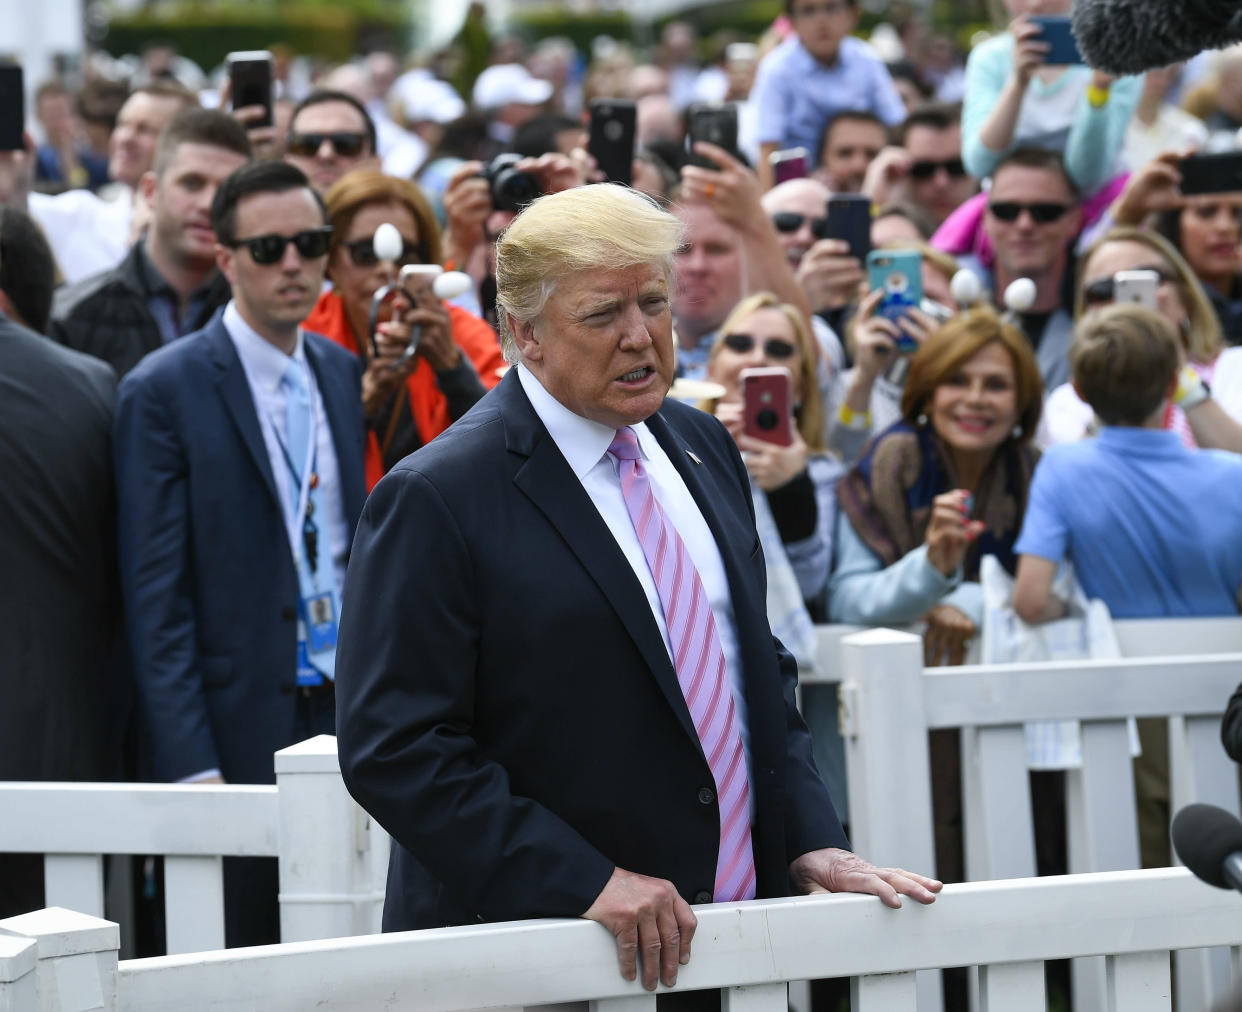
[2,868,1242,1011]
[0,736,387,955]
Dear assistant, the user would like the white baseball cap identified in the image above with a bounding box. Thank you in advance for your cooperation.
[472,63,554,111]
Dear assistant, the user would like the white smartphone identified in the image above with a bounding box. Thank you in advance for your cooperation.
[1113,269,1160,311]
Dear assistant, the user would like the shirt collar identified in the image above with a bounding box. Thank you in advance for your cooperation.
[137,238,221,303]
[516,363,660,480]
[1097,425,1184,455]
[222,301,306,395]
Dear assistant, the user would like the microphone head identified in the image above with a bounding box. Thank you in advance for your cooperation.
[1172,803,1242,889]
[1073,0,1242,76]
[372,222,403,263]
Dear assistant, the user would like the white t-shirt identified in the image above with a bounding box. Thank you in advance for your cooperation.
[29,187,134,283]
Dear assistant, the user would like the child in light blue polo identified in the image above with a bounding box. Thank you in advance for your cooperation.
[1013,304,1242,621]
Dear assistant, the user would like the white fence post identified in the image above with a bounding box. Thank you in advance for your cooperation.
[0,935,37,1012]
[274,735,387,942]
[840,629,940,1012]
[0,908,118,1012]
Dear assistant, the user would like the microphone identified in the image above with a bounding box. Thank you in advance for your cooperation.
[1072,0,1242,76]
[1171,803,1242,892]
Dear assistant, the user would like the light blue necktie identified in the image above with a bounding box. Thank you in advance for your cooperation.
[282,361,338,680]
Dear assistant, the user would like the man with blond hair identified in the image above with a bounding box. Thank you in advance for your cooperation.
[336,183,939,1000]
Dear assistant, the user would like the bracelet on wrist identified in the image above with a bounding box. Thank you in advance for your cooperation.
[837,403,872,431]
[1174,364,1211,410]
[1086,83,1111,108]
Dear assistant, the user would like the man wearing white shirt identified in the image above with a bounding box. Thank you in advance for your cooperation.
[334,183,938,1001]
[114,161,367,946]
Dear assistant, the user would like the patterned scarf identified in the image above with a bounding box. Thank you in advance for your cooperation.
[836,421,1038,579]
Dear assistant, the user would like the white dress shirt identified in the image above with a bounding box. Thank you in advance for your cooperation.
[517,365,751,756]
[223,302,350,592]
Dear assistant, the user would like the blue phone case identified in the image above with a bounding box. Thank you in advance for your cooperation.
[867,250,923,352]
[1030,16,1083,66]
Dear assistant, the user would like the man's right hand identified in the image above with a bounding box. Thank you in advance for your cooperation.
[797,238,865,314]
[0,133,35,209]
[583,867,697,991]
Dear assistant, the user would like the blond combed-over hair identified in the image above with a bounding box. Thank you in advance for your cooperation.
[494,183,686,363]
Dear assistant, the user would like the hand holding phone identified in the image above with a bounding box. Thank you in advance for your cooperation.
[227,51,274,129]
[867,250,924,351]
[824,194,872,264]
[1028,16,1083,66]
[1179,151,1242,195]
[686,104,739,169]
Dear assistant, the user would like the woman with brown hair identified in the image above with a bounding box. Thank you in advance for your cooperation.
[830,306,1044,666]
[303,170,505,486]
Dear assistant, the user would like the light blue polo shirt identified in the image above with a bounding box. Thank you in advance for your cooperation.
[1015,427,1242,618]
[751,35,906,164]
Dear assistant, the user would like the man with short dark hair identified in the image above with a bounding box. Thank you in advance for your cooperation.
[814,110,887,193]
[114,160,368,946]
[50,109,251,377]
[28,82,199,282]
[0,207,119,917]
[284,89,381,195]
[863,104,978,227]
[752,0,904,189]
[970,148,1083,390]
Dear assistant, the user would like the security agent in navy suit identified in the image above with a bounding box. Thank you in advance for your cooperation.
[335,184,940,995]
[115,162,367,946]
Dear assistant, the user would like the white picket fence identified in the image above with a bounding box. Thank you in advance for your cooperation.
[835,619,1242,1011]
[0,737,388,955]
[2,867,1242,1011]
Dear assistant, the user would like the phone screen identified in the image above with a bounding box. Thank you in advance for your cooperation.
[0,65,24,151]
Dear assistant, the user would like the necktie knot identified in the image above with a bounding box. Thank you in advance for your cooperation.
[607,426,642,462]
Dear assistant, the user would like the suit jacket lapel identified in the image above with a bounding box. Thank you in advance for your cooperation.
[206,319,282,509]
[306,337,366,525]
[500,375,700,746]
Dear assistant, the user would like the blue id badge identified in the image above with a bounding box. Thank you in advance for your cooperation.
[303,592,339,653]
[296,640,323,687]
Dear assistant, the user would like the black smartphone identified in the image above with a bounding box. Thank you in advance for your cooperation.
[588,98,636,186]
[824,194,872,262]
[1029,15,1083,66]
[227,50,273,129]
[1180,151,1242,195]
[0,64,24,152]
[686,103,738,168]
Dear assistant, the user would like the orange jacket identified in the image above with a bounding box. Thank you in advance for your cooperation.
[304,290,506,490]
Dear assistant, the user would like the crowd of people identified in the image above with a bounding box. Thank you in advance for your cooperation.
[4,0,1242,999]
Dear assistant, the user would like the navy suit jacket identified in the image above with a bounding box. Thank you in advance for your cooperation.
[115,314,367,784]
[336,370,847,931]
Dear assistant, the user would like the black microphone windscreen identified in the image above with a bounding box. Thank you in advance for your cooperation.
[1172,803,1242,889]
[1072,0,1242,76]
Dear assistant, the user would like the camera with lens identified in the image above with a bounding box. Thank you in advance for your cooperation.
[479,154,542,213]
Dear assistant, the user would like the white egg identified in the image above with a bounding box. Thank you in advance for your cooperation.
[433,271,473,299]
[949,269,984,307]
[372,222,403,262]
[1004,277,1037,313]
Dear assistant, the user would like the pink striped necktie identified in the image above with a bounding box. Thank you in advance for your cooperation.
[606,426,756,902]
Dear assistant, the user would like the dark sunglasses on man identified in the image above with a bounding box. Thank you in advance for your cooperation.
[286,131,368,159]
[343,236,429,269]
[770,211,830,240]
[909,157,967,181]
[225,227,334,265]
[721,332,798,359]
[987,201,1070,224]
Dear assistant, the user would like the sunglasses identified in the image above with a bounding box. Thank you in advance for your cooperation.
[722,332,797,359]
[771,211,829,239]
[987,201,1071,224]
[343,236,429,268]
[286,131,368,158]
[1081,267,1174,306]
[909,157,966,181]
[227,227,334,265]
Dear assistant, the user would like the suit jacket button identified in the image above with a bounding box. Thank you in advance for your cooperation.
[697,787,715,806]
[281,606,296,621]
[693,890,712,904]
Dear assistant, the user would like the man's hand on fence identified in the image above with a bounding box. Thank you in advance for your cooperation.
[583,866,697,991]
[789,848,942,908]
